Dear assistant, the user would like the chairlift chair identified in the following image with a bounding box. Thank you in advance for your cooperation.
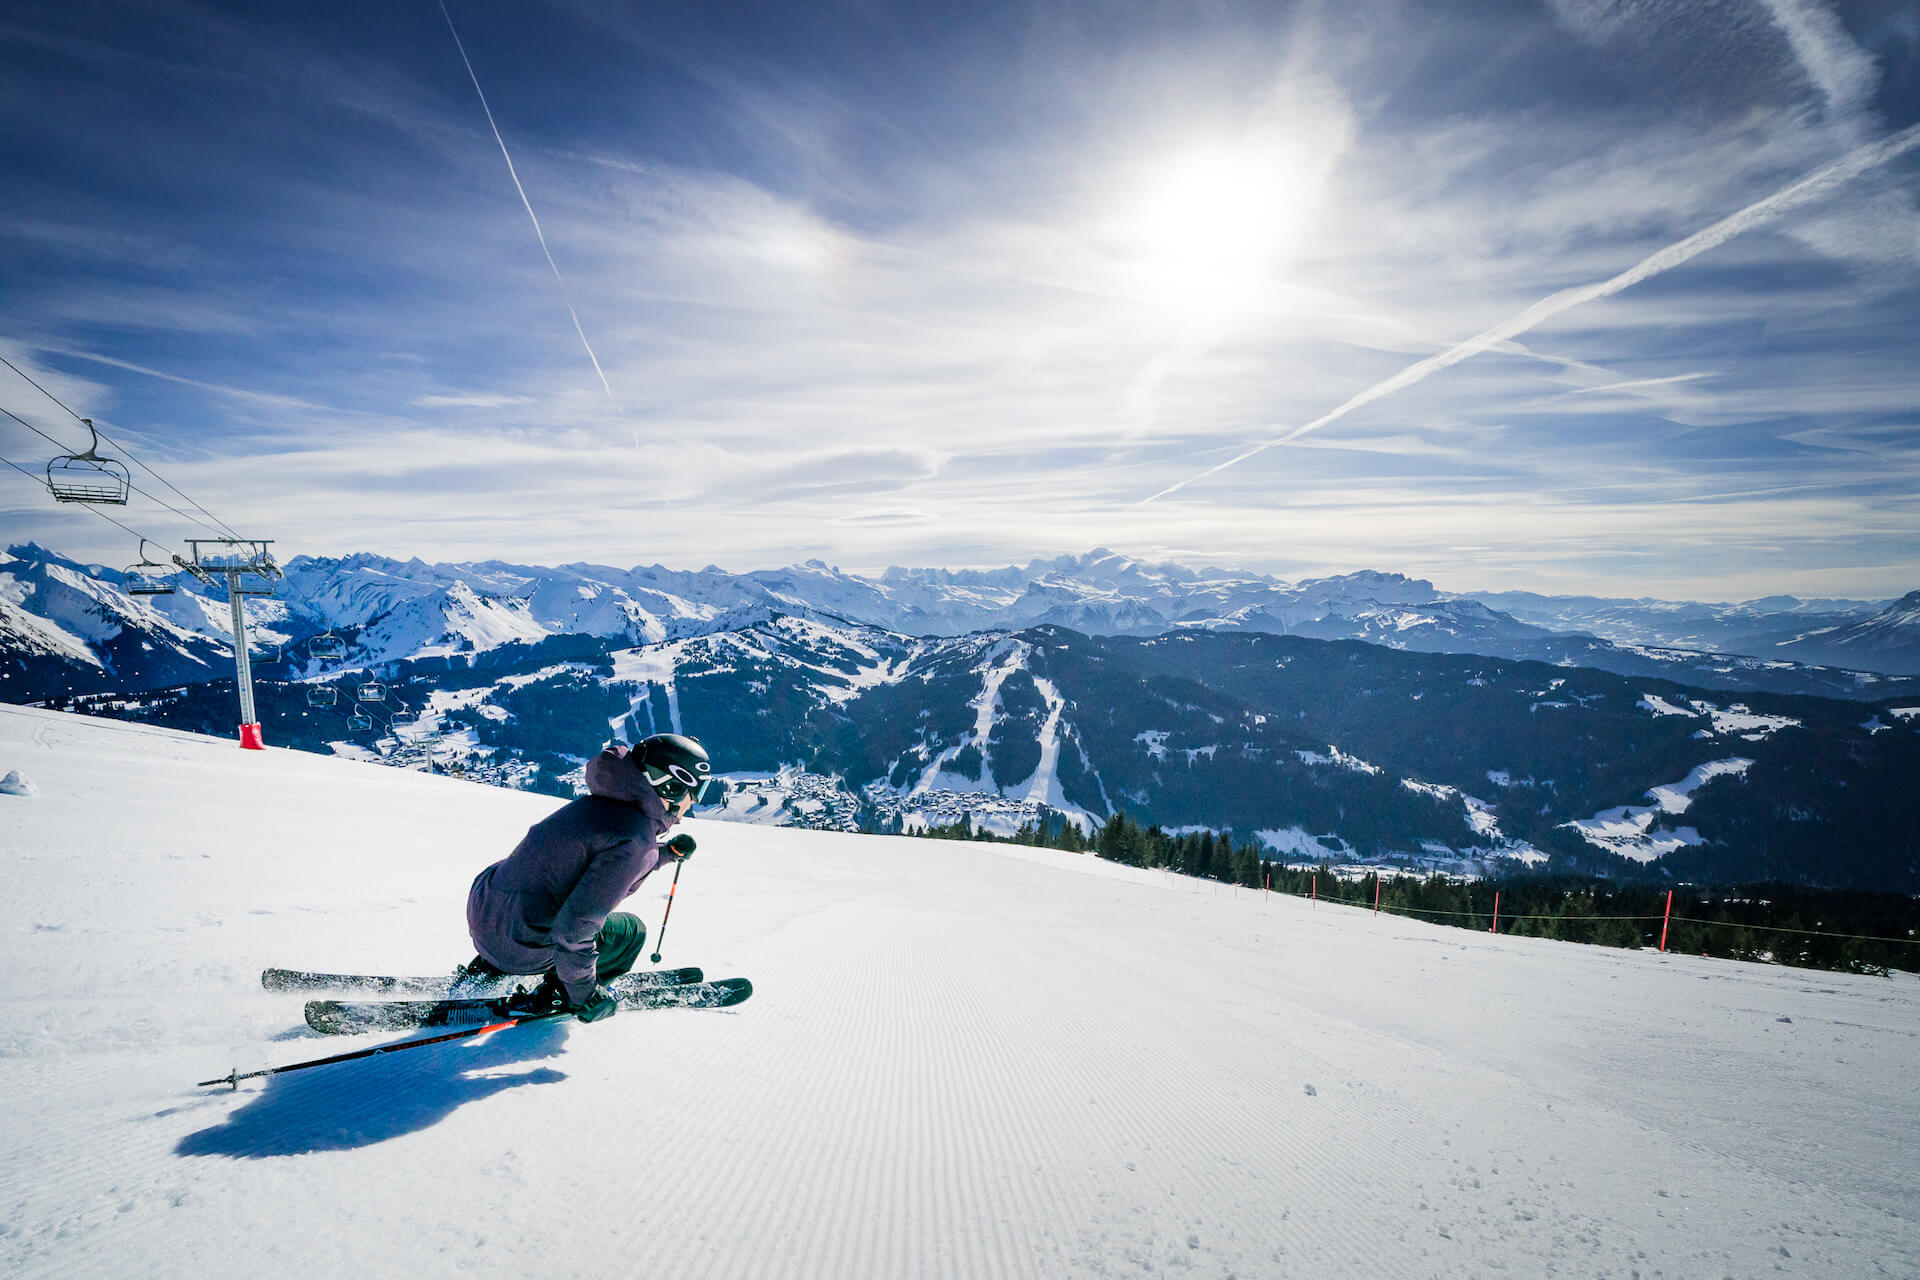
[45,420,130,505]
[356,682,386,703]
[347,712,374,732]
[306,686,338,708]
[124,540,176,596]
[308,632,346,661]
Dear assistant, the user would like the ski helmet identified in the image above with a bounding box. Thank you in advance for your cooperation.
[633,732,715,803]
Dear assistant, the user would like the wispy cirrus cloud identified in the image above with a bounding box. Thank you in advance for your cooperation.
[1,0,1915,598]
[412,393,534,409]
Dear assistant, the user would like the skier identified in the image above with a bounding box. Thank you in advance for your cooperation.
[462,733,716,1023]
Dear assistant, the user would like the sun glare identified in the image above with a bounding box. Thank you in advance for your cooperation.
[1122,141,1313,326]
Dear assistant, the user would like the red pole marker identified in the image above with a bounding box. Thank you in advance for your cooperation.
[1311,874,1317,905]
[1491,891,1500,934]
[1660,889,1673,952]
[1374,877,1381,915]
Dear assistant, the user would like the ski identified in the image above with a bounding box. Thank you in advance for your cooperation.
[262,964,703,997]
[304,975,753,1035]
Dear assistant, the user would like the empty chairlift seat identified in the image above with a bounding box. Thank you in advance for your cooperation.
[347,712,374,732]
[125,568,174,595]
[123,541,175,596]
[306,686,338,708]
[46,420,130,505]
[356,682,386,703]
[308,633,346,661]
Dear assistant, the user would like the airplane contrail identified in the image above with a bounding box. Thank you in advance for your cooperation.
[438,0,621,413]
[1144,120,1920,503]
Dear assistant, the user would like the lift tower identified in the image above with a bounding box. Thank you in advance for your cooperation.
[175,539,283,749]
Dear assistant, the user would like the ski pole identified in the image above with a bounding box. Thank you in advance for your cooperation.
[197,1010,568,1091]
[650,855,687,964]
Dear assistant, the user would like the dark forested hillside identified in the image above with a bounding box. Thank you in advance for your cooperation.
[40,617,1920,892]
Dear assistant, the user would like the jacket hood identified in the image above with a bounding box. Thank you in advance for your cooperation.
[585,745,671,824]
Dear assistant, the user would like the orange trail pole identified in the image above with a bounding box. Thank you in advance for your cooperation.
[1491,890,1500,934]
[1660,888,1674,952]
[1311,874,1317,905]
[1373,876,1381,915]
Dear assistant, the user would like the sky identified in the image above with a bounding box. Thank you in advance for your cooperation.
[1,0,1917,600]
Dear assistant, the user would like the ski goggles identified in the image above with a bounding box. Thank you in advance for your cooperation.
[646,764,726,807]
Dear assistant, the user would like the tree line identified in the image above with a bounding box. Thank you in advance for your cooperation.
[900,808,1920,977]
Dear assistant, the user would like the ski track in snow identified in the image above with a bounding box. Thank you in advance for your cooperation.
[611,646,682,736]
[916,639,1023,794]
[2,704,1917,1277]
[1017,674,1071,812]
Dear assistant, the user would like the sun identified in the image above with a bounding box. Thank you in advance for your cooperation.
[1120,140,1313,326]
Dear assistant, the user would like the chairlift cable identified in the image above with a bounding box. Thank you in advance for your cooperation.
[0,451,181,557]
[3,352,252,540]
[0,353,363,652]
[2,400,244,541]
[86,418,250,542]
[0,352,88,425]
[2,372,347,666]
[1,353,350,639]
[1,402,89,454]
[4,402,245,540]
[5,394,318,633]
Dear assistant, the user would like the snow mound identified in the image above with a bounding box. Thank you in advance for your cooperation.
[0,768,36,797]
[1294,744,1382,774]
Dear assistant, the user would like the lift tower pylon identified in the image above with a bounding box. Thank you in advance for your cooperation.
[176,539,283,750]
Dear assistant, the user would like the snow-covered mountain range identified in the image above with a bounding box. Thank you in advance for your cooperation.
[9,541,1920,890]
[45,609,1920,893]
[5,542,1917,702]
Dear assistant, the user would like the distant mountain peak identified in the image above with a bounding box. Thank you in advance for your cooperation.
[5,544,1918,694]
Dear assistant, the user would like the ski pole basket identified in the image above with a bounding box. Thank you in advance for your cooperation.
[46,419,130,505]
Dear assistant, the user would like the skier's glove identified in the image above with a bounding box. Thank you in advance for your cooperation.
[665,833,696,861]
[571,985,618,1023]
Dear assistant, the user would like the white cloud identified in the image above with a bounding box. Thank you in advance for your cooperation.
[5,0,1917,600]
[412,393,535,409]
[1753,0,1881,128]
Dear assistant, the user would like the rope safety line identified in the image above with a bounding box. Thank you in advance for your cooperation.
[1274,881,1920,947]
[1668,914,1920,947]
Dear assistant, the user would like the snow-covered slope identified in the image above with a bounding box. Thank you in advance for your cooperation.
[1770,589,1920,674]
[0,543,239,696]
[3,705,1916,1277]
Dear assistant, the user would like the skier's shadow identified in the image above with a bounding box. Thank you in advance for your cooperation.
[176,1020,572,1159]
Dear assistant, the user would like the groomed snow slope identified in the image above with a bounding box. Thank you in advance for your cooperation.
[2,706,1916,1279]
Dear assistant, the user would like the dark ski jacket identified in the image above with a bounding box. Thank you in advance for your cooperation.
[467,745,679,1003]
